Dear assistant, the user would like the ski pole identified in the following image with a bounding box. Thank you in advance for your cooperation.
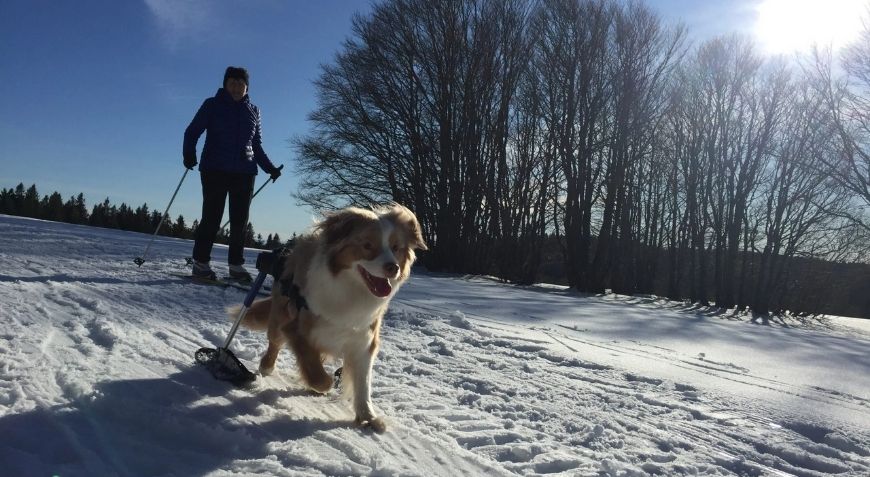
[217,164,283,235]
[220,249,275,348]
[134,168,189,267]
[222,269,269,349]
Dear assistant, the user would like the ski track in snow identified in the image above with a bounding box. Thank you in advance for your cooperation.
[0,214,868,476]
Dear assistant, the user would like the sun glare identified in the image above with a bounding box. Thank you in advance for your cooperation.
[755,0,866,55]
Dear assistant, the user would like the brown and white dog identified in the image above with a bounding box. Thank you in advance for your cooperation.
[233,204,426,432]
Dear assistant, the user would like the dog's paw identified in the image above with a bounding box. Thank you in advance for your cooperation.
[309,374,334,394]
[258,365,275,376]
[355,415,387,433]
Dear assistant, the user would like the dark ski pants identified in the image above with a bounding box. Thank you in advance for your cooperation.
[192,170,255,266]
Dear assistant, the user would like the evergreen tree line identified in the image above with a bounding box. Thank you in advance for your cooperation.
[0,183,290,250]
[296,0,870,317]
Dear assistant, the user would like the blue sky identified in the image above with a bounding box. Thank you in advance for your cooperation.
[0,0,845,241]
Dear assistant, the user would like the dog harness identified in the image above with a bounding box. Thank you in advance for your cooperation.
[281,274,308,312]
[269,247,308,312]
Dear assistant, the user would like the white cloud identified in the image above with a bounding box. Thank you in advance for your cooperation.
[144,0,219,51]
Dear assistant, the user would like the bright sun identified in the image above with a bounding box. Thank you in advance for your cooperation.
[755,0,867,55]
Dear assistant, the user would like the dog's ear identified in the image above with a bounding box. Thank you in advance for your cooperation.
[317,208,371,246]
[385,204,427,251]
[406,216,427,251]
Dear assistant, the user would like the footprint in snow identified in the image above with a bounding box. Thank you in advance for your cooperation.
[86,319,119,350]
[623,373,663,386]
[674,383,700,401]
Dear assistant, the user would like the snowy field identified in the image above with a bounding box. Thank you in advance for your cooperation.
[0,213,868,476]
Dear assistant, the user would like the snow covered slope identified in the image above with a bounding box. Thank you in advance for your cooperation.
[0,214,868,476]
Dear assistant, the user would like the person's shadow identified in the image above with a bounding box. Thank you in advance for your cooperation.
[0,367,351,476]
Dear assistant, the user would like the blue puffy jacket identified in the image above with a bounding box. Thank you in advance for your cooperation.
[183,88,277,175]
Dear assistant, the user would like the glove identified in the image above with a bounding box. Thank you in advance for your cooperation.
[183,154,197,170]
[269,165,283,182]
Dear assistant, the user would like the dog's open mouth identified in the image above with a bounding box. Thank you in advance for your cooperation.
[358,265,392,297]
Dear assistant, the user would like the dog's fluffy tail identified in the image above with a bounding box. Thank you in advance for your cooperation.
[227,297,272,331]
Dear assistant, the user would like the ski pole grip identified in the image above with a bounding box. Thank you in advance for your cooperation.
[257,247,291,277]
[256,250,277,274]
[243,271,268,308]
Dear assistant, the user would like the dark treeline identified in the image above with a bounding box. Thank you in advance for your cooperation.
[296,0,870,317]
[0,183,290,250]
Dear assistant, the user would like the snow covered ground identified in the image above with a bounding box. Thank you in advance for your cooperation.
[1,213,868,476]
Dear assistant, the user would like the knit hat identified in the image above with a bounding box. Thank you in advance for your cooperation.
[223,66,249,87]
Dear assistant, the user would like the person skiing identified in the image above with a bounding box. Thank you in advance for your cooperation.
[183,66,281,282]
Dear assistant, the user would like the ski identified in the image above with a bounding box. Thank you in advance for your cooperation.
[169,272,270,296]
[223,277,272,292]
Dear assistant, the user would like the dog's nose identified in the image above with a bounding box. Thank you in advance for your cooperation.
[384,262,399,276]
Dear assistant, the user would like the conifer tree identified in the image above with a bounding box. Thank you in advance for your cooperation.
[22,184,40,218]
[13,183,25,214]
[245,223,256,247]
[173,215,189,238]
[134,204,150,233]
[44,192,64,221]
[0,188,14,214]
[73,193,88,224]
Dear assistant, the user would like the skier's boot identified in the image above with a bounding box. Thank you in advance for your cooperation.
[228,264,253,283]
[192,260,217,281]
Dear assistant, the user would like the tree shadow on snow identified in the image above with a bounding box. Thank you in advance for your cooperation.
[0,367,352,476]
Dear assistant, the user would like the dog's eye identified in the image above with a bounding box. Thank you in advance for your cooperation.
[362,242,373,250]
[391,245,400,253]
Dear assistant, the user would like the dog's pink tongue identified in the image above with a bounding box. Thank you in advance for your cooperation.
[370,276,392,297]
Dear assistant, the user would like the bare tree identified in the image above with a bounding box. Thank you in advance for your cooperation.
[807,40,870,233]
[296,0,532,272]
[528,0,612,290]
[751,77,852,314]
[596,1,686,295]
[590,2,684,294]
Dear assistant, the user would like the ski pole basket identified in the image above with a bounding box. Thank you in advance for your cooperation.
[194,249,282,385]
